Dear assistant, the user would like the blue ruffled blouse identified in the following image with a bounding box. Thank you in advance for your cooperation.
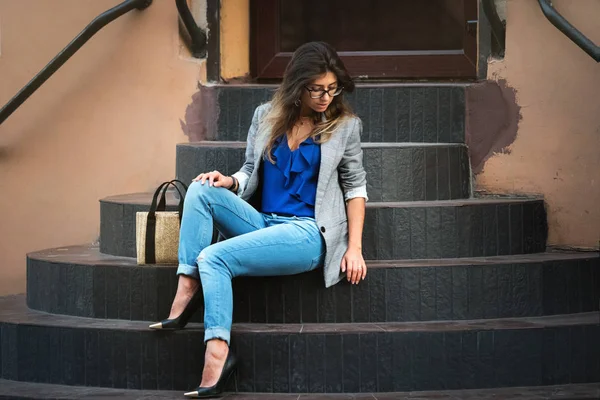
[261,135,321,218]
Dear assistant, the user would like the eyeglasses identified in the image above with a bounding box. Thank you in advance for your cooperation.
[304,86,344,99]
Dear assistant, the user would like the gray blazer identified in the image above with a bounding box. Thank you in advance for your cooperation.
[232,103,368,287]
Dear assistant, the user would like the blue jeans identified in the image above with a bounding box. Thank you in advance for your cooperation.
[177,181,326,345]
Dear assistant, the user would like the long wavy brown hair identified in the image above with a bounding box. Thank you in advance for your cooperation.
[261,42,355,163]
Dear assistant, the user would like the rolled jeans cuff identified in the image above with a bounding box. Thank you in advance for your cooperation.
[204,327,231,345]
[177,263,199,280]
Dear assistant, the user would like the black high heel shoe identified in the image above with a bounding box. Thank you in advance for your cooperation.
[148,289,202,330]
[184,351,238,399]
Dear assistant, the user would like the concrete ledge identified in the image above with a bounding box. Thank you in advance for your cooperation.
[25,245,599,323]
[99,196,548,260]
[2,295,599,392]
[175,142,472,203]
[203,86,465,143]
[1,379,599,399]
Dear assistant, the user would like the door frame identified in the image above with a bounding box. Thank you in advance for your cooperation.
[250,0,478,80]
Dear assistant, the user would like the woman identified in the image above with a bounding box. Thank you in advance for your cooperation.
[150,41,368,398]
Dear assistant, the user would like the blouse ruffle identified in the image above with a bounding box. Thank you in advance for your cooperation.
[270,135,320,206]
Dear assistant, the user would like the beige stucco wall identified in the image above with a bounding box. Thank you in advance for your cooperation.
[0,0,202,295]
[481,0,600,249]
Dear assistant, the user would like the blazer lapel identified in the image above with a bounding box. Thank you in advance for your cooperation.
[241,128,269,201]
[316,112,342,210]
[315,131,342,216]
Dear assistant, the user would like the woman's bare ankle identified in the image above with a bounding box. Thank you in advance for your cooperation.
[200,339,229,387]
[167,275,200,319]
[178,275,200,291]
[206,339,229,359]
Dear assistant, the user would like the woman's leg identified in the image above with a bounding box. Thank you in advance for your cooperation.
[169,181,267,319]
[197,215,325,386]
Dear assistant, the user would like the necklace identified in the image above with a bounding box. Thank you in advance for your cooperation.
[298,116,311,126]
[289,116,313,149]
[293,117,313,136]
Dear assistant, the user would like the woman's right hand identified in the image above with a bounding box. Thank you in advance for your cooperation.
[192,170,234,189]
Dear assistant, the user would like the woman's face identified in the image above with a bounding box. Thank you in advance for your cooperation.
[300,71,339,113]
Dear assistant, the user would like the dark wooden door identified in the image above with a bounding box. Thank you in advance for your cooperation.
[251,0,477,80]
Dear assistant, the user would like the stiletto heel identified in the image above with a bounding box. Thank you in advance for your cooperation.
[232,369,239,392]
[148,289,202,330]
[184,351,238,398]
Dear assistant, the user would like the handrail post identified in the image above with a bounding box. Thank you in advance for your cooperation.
[175,0,207,58]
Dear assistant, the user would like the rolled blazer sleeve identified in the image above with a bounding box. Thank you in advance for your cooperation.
[338,117,368,202]
[232,105,263,197]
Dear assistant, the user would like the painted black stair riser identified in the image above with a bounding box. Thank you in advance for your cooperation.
[175,144,472,202]
[362,201,548,259]
[207,86,466,143]
[26,251,600,323]
[99,199,548,259]
[1,318,598,392]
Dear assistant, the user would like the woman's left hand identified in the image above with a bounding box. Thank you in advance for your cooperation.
[341,245,367,284]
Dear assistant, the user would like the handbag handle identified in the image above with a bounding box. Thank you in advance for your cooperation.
[145,179,189,264]
[148,179,188,218]
[156,179,187,211]
[155,179,189,216]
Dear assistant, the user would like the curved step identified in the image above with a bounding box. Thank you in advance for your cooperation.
[204,84,466,143]
[2,295,599,392]
[26,245,599,323]
[176,142,472,202]
[100,195,548,259]
[1,379,599,400]
[362,198,548,259]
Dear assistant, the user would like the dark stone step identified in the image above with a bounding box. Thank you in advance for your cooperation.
[1,295,599,392]
[362,198,548,259]
[203,84,466,143]
[176,142,472,202]
[100,195,548,259]
[1,379,599,400]
[26,245,599,323]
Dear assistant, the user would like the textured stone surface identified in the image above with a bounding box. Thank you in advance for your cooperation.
[363,199,548,260]
[99,193,179,257]
[1,296,599,392]
[26,245,599,323]
[175,143,472,202]
[209,85,466,143]
[1,380,599,400]
[100,195,548,259]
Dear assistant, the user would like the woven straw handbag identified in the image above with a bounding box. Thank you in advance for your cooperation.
[136,180,188,265]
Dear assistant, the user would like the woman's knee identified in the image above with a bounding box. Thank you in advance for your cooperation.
[187,181,227,203]
[197,246,232,278]
[187,181,210,199]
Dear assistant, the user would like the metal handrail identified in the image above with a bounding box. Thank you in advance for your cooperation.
[176,0,207,58]
[0,0,153,126]
[538,0,599,62]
